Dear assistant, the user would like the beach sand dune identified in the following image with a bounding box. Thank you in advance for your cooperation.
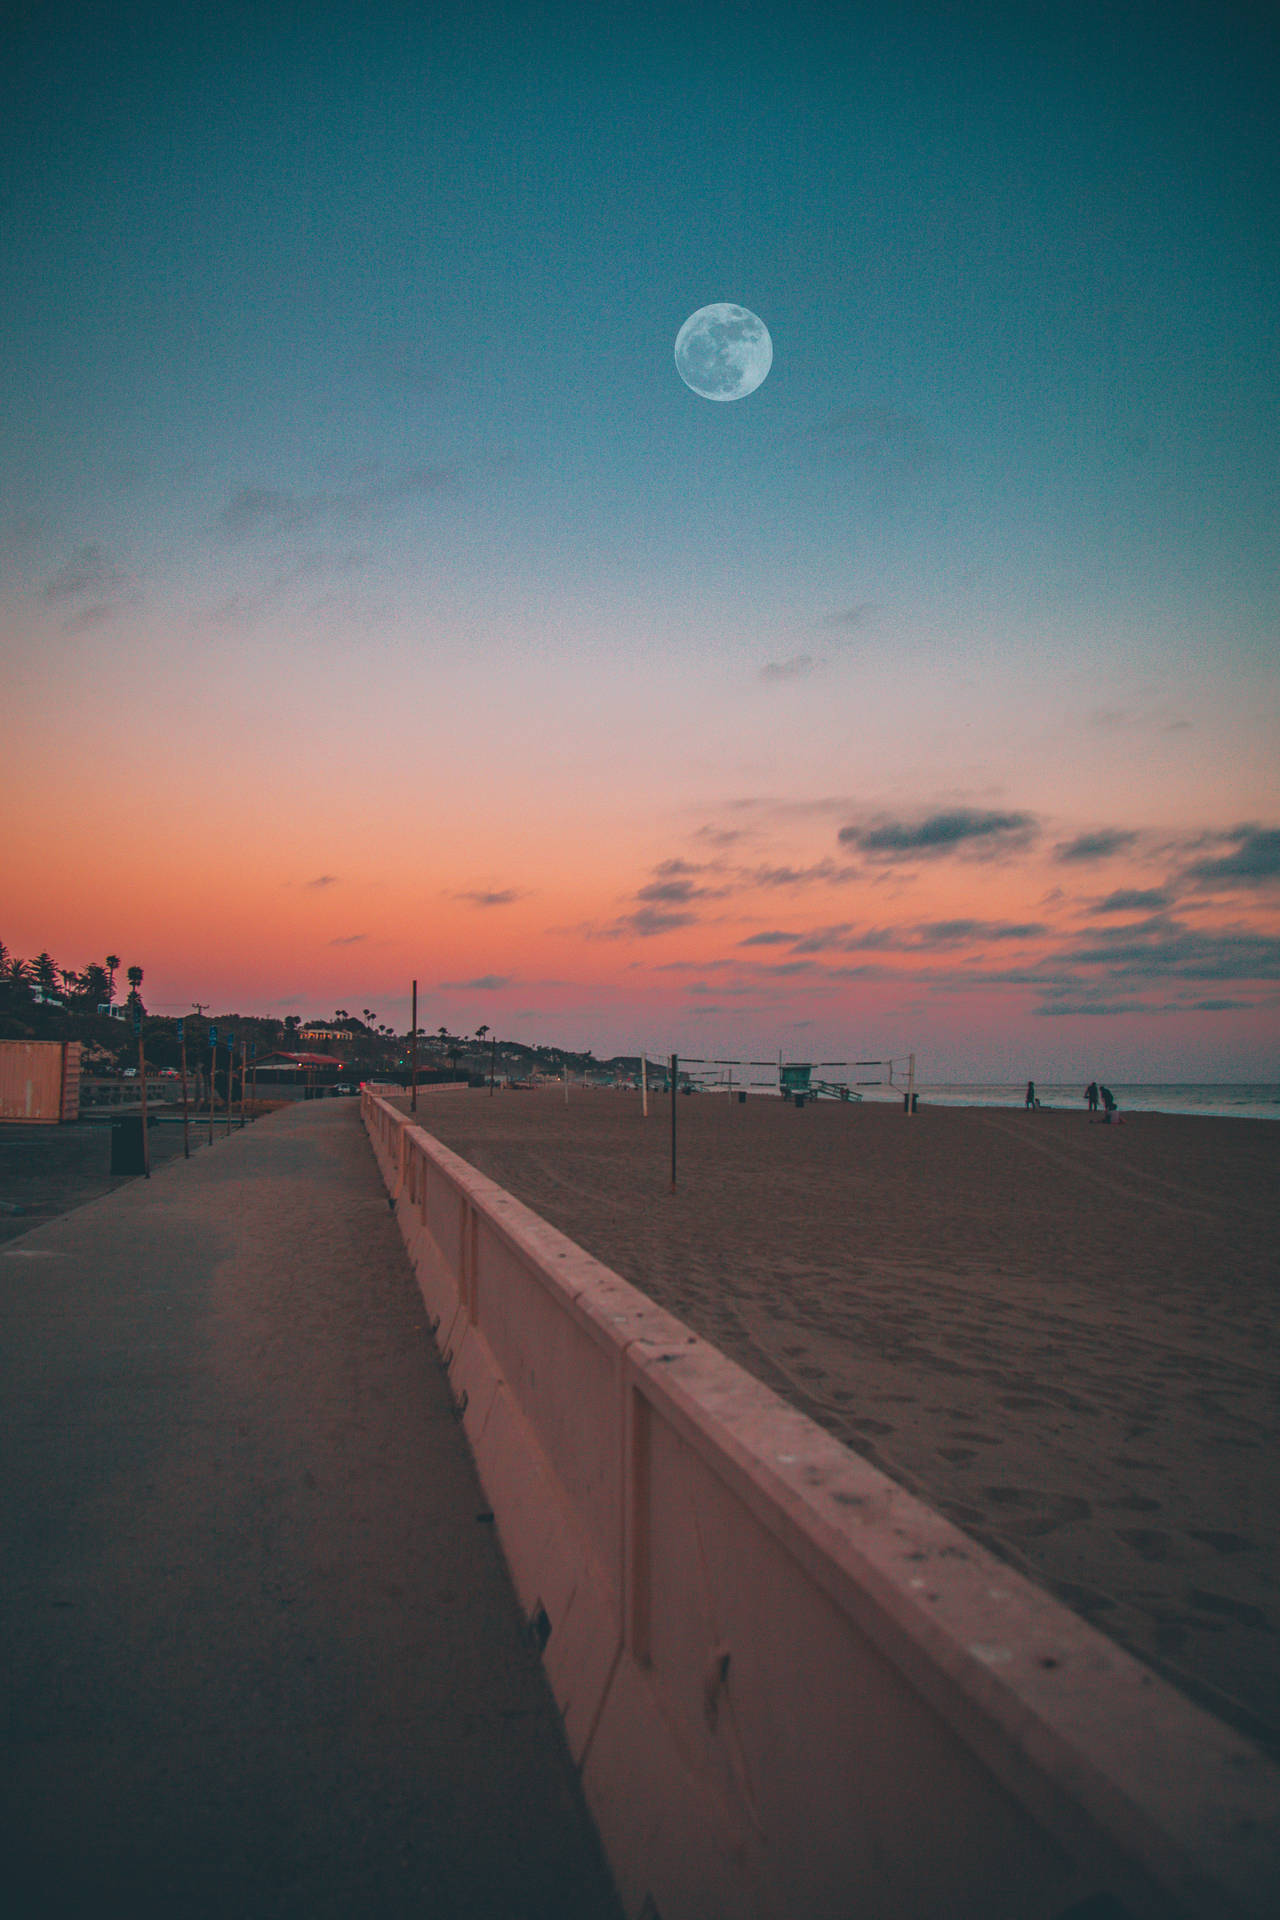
[392,1087,1280,1757]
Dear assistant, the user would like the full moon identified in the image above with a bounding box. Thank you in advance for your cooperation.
[674,303,773,402]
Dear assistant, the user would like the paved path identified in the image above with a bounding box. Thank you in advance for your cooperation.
[0,1101,621,1919]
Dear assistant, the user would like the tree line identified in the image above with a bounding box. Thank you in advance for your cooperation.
[1,939,636,1080]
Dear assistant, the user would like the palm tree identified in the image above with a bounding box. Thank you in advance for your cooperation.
[0,949,30,1006]
[105,955,120,1004]
[81,962,110,1007]
[126,965,144,1013]
[476,1023,490,1045]
[34,952,59,999]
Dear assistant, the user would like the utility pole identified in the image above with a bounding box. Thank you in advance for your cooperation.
[179,1019,190,1158]
[410,979,418,1112]
[136,1000,151,1178]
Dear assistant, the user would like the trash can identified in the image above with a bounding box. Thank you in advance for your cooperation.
[738,1090,747,1104]
[794,1093,806,1109]
[111,1115,147,1174]
[903,1092,918,1113]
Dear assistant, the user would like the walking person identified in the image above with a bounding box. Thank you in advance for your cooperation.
[1025,1079,1037,1110]
[1086,1081,1099,1113]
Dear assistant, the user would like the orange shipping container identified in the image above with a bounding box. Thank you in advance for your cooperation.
[0,1041,82,1124]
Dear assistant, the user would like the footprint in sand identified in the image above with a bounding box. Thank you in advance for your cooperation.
[1187,1528,1253,1555]
[1116,1527,1173,1564]
[983,1486,1091,1537]
[1188,1589,1274,1632]
[1051,1578,1116,1616]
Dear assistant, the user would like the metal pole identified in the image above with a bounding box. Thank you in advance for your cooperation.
[641,1050,648,1117]
[179,1021,190,1158]
[489,1034,498,1095]
[907,1050,916,1117]
[224,1039,234,1135]
[137,1023,151,1178]
[250,1044,257,1119]
[670,1052,678,1190]
[208,1034,216,1144]
[564,1061,569,1105]
[410,979,418,1112]
[239,1041,247,1128]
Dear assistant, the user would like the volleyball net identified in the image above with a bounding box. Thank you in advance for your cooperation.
[646,1052,917,1104]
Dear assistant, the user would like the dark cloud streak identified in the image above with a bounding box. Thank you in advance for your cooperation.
[839,809,1038,860]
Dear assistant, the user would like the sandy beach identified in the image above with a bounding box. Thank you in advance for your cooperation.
[391,1085,1280,1757]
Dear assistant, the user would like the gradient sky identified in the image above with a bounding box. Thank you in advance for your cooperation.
[4,0,1278,1077]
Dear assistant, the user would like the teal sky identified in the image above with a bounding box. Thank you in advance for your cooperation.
[4,1,1278,1075]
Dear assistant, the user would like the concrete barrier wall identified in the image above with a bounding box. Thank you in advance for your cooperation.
[363,1089,1280,1920]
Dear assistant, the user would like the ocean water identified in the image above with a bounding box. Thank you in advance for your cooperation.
[858,1082,1280,1121]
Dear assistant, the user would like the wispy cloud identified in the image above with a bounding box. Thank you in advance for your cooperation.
[452,888,526,907]
[1094,887,1173,913]
[821,603,876,630]
[740,860,861,889]
[328,933,366,945]
[585,904,704,940]
[760,653,821,682]
[631,858,731,910]
[306,875,339,889]
[809,407,937,476]
[1062,920,1280,981]
[217,465,459,539]
[1053,829,1140,863]
[41,542,140,631]
[440,974,513,990]
[1183,826,1280,890]
[1086,706,1192,735]
[206,549,368,625]
[838,808,1039,860]
[741,918,1046,957]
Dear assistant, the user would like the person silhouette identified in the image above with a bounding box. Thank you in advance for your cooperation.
[1025,1080,1037,1109]
[1100,1085,1117,1122]
[1086,1081,1099,1113]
